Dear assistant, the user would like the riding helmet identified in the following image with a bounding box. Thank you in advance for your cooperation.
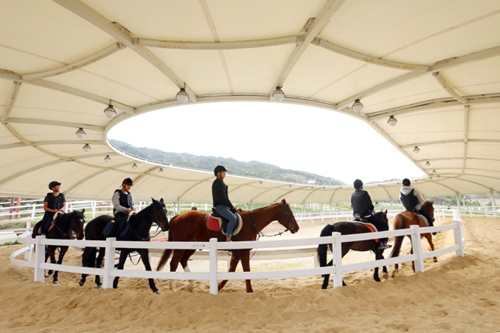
[122,177,134,186]
[353,179,363,189]
[402,178,411,186]
[214,165,227,176]
[48,181,61,189]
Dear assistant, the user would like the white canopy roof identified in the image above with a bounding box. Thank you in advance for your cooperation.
[1,0,500,204]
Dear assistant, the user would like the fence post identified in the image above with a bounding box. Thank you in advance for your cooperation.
[410,225,425,273]
[332,232,343,288]
[453,221,465,256]
[209,238,218,295]
[34,235,46,283]
[102,237,115,289]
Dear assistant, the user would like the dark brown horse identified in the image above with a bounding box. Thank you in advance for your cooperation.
[79,198,169,294]
[31,209,85,284]
[317,210,389,289]
[156,199,299,293]
[389,200,436,272]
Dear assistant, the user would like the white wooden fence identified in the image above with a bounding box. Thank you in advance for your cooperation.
[10,217,465,294]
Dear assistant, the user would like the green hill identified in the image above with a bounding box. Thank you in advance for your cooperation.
[110,139,345,186]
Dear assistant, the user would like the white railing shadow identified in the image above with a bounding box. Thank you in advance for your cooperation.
[11,220,465,295]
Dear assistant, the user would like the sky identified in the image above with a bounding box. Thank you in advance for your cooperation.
[108,101,424,184]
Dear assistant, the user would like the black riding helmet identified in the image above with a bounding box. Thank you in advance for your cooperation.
[122,178,134,186]
[402,178,411,186]
[353,179,363,189]
[214,165,227,176]
[48,181,61,189]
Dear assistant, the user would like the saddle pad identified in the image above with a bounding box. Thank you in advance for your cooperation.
[206,214,243,235]
[353,222,379,242]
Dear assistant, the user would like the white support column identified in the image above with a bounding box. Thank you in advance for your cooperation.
[490,191,497,218]
[410,225,425,273]
[102,237,115,289]
[209,238,218,295]
[332,232,343,288]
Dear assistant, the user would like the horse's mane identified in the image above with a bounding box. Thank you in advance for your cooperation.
[129,201,156,225]
[242,202,281,215]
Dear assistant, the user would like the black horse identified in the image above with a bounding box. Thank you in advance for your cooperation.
[31,209,86,284]
[79,198,169,294]
[317,210,389,289]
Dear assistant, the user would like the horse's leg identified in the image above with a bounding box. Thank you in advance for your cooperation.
[45,246,56,277]
[94,248,104,287]
[373,250,385,282]
[169,250,185,292]
[218,251,240,292]
[179,250,196,292]
[321,259,333,289]
[138,249,160,294]
[113,249,128,289]
[52,246,68,284]
[425,234,438,263]
[79,247,92,286]
[238,250,254,293]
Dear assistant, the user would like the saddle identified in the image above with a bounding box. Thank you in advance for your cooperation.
[352,214,379,242]
[406,210,430,226]
[103,211,136,238]
[206,209,243,237]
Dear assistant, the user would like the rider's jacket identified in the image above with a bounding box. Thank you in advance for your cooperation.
[42,192,66,219]
[112,189,134,215]
[351,189,374,217]
[400,188,420,211]
[212,177,233,208]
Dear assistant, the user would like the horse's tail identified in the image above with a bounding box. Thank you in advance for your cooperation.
[156,249,172,271]
[317,224,336,269]
[389,214,405,258]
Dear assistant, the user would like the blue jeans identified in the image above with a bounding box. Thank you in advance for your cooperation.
[213,205,237,238]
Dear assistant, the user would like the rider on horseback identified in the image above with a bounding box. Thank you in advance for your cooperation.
[212,165,237,241]
[351,179,391,250]
[109,177,136,238]
[40,181,67,234]
[399,178,436,234]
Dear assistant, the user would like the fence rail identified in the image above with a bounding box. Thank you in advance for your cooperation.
[11,217,464,294]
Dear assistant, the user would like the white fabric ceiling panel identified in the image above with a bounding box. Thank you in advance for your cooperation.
[1,0,500,204]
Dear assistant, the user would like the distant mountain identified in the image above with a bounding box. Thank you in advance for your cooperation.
[110,139,345,186]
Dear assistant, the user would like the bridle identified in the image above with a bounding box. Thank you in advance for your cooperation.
[126,203,168,241]
[48,212,84,240]
[243,202,298,239]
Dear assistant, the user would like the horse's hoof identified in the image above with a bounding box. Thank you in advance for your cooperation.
[97,284,102,289]
[78,280,85,286]
[53,280,59,285]
[153,290,160,295]
[433,258,438,263]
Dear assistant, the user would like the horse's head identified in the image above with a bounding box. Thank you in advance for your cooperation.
[422,200,435,219]
[375,210,389,224]
[69,209,85,240]
[276,199,300,234]
[150,197,169,231]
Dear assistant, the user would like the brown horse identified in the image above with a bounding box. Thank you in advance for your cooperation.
[389,200,436,272]
[156,199,299,293]
[317,210,389,289]
[31,209,85,284]
[79,198,169,294]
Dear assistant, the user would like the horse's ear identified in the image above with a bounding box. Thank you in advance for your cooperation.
[281,198,287,204]
[160,198,164,204]
[431,200,434,204]
[151,197,156,203]
[384,209,387,214]
[82,208,85,214]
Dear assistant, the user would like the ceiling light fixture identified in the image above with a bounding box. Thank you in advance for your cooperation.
[425,161,430,166]
[176,88,189,103]
[132,163,138,170]
[387,115,398,126]
[104,155,111,163]
[432,169,437,174]
[413,146,420,154]
[103,101,116,118]
[272,86,285,102]
[159,168,164,174]
[82,143,91,152]
[75,127,86,138]
[352,99,364,112]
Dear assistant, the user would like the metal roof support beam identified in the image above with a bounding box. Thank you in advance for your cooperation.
[7,118,104,132]
[432,72,468,104]
[137,36,299,50]
[22,42,126,81]
[1,81,21,122]
[462,105,470,173]
[53,0,197,102]
[312,38,428,72]
[271,0,347,94]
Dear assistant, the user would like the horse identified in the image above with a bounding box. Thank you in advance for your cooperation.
[389,200,436,272]
[317,210,389,289]
[79,198,169,294]
[156,199,300,293]
[31,209,86,284]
